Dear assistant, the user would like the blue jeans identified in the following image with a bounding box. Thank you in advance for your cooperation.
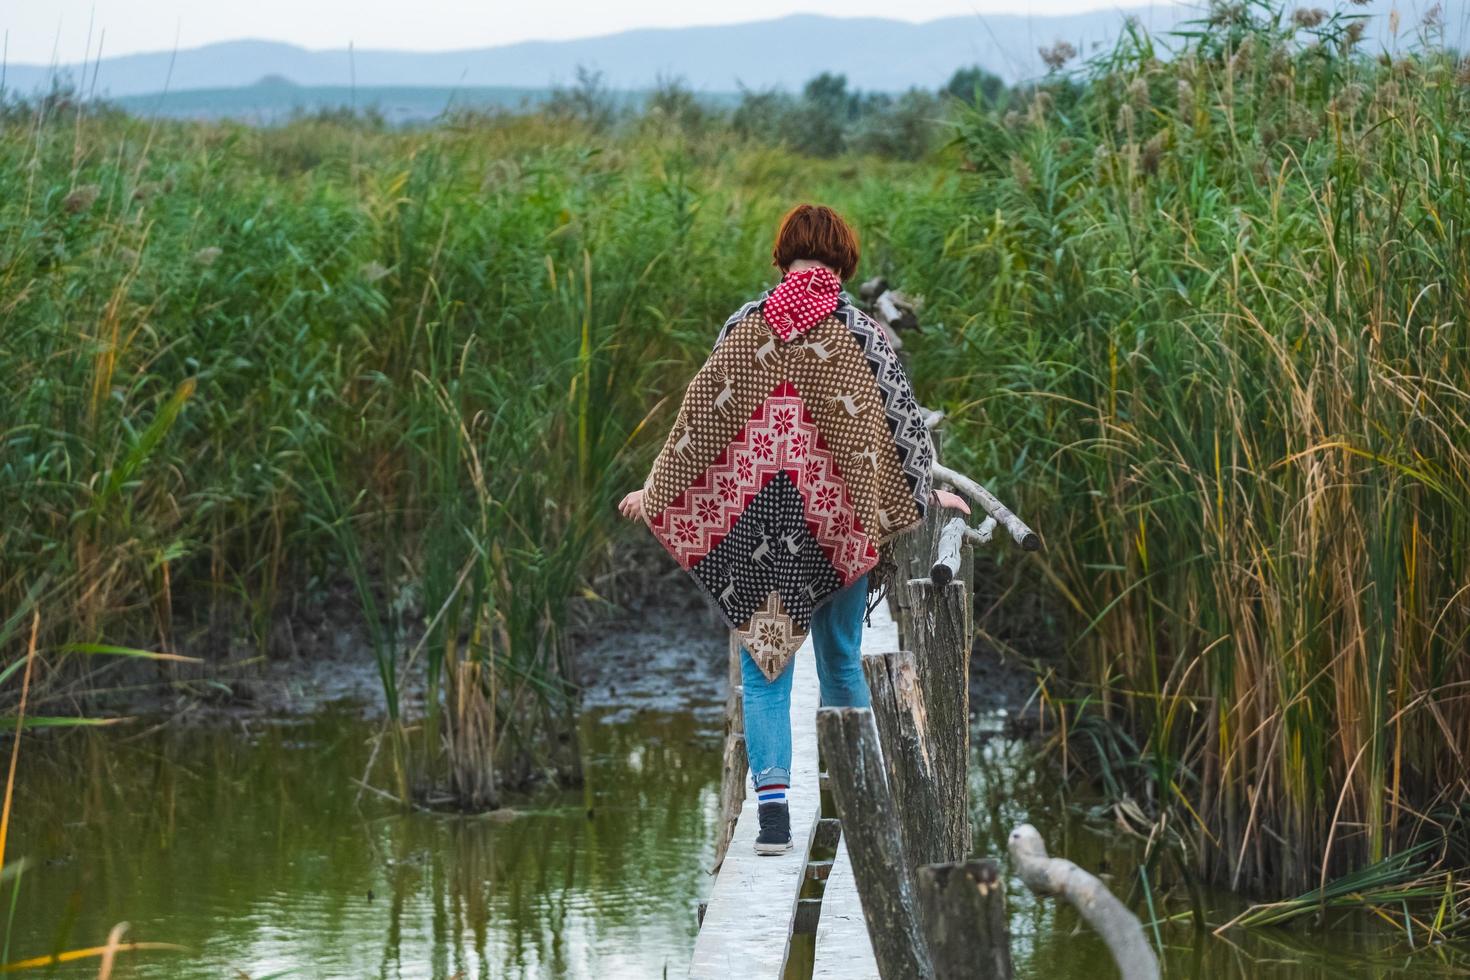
[742,575,871,791]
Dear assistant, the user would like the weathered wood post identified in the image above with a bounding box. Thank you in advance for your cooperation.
[712,633,745,870]
[903,577,972,862]
[892,499,942,644]
[860,651,948,868]
[817,707,935,980]
[807,283,1052,980]
[916,861,1013,980]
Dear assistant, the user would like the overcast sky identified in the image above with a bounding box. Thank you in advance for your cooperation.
[2,0,1140,64]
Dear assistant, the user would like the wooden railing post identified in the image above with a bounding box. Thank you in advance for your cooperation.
[860,651,948,868]
[903,577,972,862]
[916,861,1013,980]
[817,707,935,980]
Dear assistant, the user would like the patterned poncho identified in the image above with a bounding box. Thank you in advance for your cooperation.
[642,267,935,679]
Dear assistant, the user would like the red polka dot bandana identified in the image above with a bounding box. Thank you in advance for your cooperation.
[762,266,842,341]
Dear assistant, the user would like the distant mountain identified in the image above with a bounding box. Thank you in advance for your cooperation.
[2,8,1188,100]
[4,3,1460,115]
[111,77,558,124]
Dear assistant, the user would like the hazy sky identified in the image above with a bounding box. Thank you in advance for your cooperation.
[1,0,1140,64]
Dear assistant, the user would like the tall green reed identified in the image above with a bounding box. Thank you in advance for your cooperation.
[871,0,1470,906]
[0,103,905,805]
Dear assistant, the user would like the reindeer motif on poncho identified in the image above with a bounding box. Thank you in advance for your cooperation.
[641,272,934,678]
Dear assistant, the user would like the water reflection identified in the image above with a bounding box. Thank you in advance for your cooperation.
[12,705,718,978]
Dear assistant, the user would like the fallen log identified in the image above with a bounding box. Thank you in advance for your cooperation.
[1007,824,1160,980]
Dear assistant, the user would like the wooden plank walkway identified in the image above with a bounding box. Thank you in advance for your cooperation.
[691,599,899,978]
[811,836,880,979]
[691,635,823,978]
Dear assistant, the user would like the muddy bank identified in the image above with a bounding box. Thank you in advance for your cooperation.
[570,564,729,725]
[85,539,732,726]
[572,540,1049,731]
[84,536,1043,735]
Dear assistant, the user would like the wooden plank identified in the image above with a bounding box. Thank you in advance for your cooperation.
[690,636,822,978]
[813,817,841,852]
[812,836,880,980]
[694,598,900,978]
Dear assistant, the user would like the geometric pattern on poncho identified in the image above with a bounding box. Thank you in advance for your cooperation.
[645,294,934,679]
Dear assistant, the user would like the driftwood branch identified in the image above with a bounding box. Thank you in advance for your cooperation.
[875,291,919,332]
[965,516,997,547]
[862,275,921,342]
[929,516,967,587]
[1007,824,1160,980]
[859,276,889,301]
[930,463,1040,552]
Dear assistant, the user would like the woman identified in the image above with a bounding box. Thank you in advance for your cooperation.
[619,204,968,854]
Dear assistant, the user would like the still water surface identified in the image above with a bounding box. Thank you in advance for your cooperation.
[12,704,1467,978]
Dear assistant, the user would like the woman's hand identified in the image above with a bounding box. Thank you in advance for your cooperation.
[618,489,645,521]
[933,489,971,515]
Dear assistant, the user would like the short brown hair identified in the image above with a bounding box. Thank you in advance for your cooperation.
[772,204,860,281]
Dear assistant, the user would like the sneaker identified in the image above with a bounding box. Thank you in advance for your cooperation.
[754,801,793,855]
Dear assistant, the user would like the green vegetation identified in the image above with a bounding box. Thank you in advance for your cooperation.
[545,65,1001,159]
[3,0,1469,946]
[894,0,1470,912]
[0,91,937,809]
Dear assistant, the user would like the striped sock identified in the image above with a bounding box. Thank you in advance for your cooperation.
[756,784,788,804]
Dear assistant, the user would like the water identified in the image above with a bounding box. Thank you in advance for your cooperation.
[10,704,1466,978]
[10,706,716,978]
[967,718,1467,979]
